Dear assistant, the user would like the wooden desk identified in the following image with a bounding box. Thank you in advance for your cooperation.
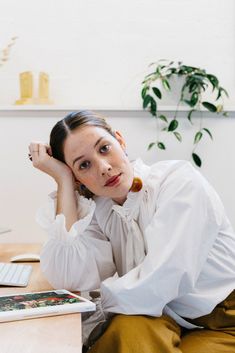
[0,244,82,353]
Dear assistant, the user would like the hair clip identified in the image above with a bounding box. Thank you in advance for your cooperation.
[130,177,143,192]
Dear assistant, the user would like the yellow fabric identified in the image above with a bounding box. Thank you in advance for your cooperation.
[89,290,235,353]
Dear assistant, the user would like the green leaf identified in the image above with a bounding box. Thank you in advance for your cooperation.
[189,82,198,93]
[143,94,152,109]
[220,87,229,98]
[202,128,213,140]
[148,142,156,150]
[173,131,182,142]
[178,65,194,74]
[156,66,161,75]
[141,86,149,99]
[189,75,205,83]
[178,66,196,75]
[187,109,195,124]
[192,153,202,167]
[194,131,203,144]
[202,101,217,112]
[199,82,208,91]
[157,142,166,150]
[162,79,171,91]
[216,88,222,100]
[150,98,157,116]
[184,99,194,107]
[159,114,168,123]
[168,119,178,131]
[152,87,162,99]
[170,68,177,74]
[190,92,198,106]
[207,74,219,90]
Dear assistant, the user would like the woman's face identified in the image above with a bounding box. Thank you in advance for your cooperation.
[63,125,134,204]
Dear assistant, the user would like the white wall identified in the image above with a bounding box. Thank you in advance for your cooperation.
[0,110,234,243]
[0,0,235,108]
[0,0,234,243]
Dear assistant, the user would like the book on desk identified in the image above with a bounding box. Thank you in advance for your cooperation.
[0,289,95,322]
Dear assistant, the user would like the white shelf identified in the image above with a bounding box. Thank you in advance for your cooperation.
[0,105,235,112]
[0,105,234,118]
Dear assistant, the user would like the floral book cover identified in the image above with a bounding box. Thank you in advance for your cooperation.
[0,290,95,322]
[0,291,84,311]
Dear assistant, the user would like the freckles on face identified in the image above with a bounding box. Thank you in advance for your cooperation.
[63,126,133,200]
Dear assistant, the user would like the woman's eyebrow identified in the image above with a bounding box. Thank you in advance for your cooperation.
[72,137,104,166]
[94,136,104,148]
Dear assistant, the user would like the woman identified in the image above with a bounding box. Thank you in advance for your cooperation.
[29,110,235,353]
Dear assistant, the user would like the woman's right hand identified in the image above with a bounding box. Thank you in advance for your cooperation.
[28,142,73,185]
[29,142,80,229]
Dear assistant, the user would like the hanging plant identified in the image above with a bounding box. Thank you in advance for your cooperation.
[141,60,229,167]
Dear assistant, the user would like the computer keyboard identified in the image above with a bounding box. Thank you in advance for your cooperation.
[0,262,32,287]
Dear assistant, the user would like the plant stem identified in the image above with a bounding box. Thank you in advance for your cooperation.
[156,113,159,141]
[173,98,182,120]
[192,102,203,154]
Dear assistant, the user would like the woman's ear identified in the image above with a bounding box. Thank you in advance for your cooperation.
[74,179,93,199]
[114,131,126,150]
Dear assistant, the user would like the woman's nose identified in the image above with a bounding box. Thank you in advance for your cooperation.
[99,160,112,176]
[102,167,111,176]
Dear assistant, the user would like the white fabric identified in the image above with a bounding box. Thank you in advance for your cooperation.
[37,159,235,329]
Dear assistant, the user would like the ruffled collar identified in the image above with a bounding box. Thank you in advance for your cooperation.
[110,159,150,221]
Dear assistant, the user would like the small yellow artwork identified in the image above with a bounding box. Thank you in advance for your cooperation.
[15,71,53,105]
[15,71,34,105]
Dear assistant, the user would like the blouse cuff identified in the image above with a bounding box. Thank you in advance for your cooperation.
[36,191,96,241]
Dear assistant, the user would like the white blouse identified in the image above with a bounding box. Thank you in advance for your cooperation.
[37,159,235,329]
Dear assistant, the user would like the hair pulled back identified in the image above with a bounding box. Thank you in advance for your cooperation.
[50,110,115,163]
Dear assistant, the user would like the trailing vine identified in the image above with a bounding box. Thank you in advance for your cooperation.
[141,60,229,167]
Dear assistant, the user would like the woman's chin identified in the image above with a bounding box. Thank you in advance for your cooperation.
[110,187,130,205]
[112,195,127,205]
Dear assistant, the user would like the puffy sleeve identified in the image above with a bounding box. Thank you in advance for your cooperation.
[101,165,221,316]
[36,191,116,291]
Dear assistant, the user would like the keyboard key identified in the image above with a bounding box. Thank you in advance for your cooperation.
[0,262,32,287]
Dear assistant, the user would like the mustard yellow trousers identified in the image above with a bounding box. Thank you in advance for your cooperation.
[89,290,235,353]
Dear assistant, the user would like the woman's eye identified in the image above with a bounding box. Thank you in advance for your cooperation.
[100,144,110,153]
[79,161,90,170]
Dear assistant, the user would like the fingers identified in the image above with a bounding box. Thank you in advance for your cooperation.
[28,142,51,163]
[29,141,40,153]
[28,142,39,162]
[39,143,48,156]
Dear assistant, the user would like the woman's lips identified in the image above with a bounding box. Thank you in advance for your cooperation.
[105,173,122,187]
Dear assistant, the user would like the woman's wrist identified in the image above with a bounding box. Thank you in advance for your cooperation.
[56,177,78,229]
[55,173,74,189]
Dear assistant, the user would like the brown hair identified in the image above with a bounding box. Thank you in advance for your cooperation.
[50,110,115,163]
